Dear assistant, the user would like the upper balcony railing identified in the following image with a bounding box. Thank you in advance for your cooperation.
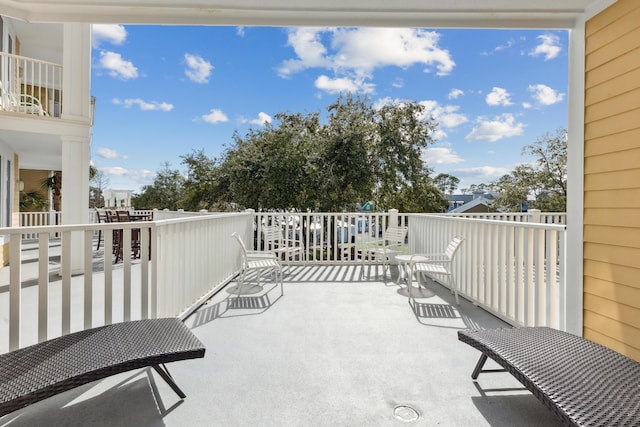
[4,209,567,354]
[0,52,62,118]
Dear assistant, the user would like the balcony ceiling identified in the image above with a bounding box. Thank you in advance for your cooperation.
[0,0,608,28]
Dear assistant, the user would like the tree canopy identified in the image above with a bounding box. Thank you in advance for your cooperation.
[133,95,449,213]
[490,128,567,212]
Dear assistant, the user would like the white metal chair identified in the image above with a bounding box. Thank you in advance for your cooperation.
[262,224,305,270]
[232,232,282,295]
[0,82,48,116]
[407,235,465,305]
[361,225,408,278]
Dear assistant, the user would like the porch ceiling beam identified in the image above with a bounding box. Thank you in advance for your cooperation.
[0,0,598,28]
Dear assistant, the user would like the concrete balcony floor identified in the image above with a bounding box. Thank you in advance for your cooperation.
[1,265,563,427]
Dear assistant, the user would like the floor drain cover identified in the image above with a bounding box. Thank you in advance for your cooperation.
[393,405,419,422]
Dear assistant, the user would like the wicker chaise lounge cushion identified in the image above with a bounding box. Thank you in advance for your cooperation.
[458,327,640,426]
[0,318,205,417]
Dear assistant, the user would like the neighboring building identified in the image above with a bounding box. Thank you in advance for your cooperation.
[446,191,495,213]
[0,16,93,265]
[103,189,133,209]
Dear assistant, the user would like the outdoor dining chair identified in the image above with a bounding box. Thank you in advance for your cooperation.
[232,232,283,296]
[262,224,305,271]
[360,225,409,278]
[407,235,465,305]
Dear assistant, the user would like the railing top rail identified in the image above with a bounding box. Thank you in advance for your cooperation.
[152,211,249,226]
[0,51,63,68]
[408,213,567,230]
[2,222,153,234]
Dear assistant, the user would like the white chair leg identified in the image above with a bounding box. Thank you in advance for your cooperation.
[407,267,416,307]
[451,276,460,305]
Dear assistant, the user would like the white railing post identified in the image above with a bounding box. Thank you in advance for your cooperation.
[528,209,542,224]
[389,209,399,227]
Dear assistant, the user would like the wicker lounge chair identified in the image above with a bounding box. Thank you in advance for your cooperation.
[458,327,640,426]
[0,318,205,417]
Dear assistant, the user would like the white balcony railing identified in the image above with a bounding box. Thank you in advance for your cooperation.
[3,210,567,354]
[253,211,404,263]
[442,210,566,225]
[0,52,62,118]
[410,214,567,330]
[18,211,62,238]
[1,212,251,353]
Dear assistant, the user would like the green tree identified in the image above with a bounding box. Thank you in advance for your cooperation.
[20,190,48,211]
[433,173,460,195]
[491,164,537,212]
[180,149,222,211]
[385,172,449,213]
[491,129,567,212]
[41,171,62,211]
[461,183,490,194]
[524,128,567,211]
[222,111,320,210]
[89,167,109,208]
[132,163,185,210]
[372,100,437,210]
[317,94,374,211]
[180,95,445,213]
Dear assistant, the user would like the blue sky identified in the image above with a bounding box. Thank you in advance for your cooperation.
[90,25,568,193]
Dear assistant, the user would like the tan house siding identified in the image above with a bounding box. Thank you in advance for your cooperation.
[584,0,640,360]
[20,169,49,205]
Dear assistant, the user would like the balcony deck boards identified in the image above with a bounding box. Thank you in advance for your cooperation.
[0,265,562,426]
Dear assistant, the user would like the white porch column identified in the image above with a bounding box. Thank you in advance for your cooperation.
[565,20,586,336]
[61,22,92,273]
[62,136,90,272]
[62,23,92,122]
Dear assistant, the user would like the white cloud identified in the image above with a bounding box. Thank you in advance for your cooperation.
[374,98,467,140]
[522,102,532,109]
[494,39,515,52]
[486,87,513,106]
[465,113,525,142]
[278,28,332,77]
[112,98,174,111]
[391,78,404,89]
[278,27,455,92]
[529,34,562,61]
[99,167,156,187]
[481,38,516,56]
[200,109,229,124]
[99,51,138,80]
[418,100,468,129]
[97,147,128,159]
[528,84,565,105]
[92,24,127,48]
[424,145,464,165]
[448,88,464,99]
[431,129,447,141]
[100,166,129,176]
[454,166,512,183]
[184,53,214,84]
[249,112,272,126]
[314,75,375,94]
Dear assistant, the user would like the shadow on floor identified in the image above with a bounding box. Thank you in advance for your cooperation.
[0,369,172,427]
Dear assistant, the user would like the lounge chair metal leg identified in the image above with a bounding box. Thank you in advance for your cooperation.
[471,354,488,379]
[153,364,187,399]
[471,353,507,379]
